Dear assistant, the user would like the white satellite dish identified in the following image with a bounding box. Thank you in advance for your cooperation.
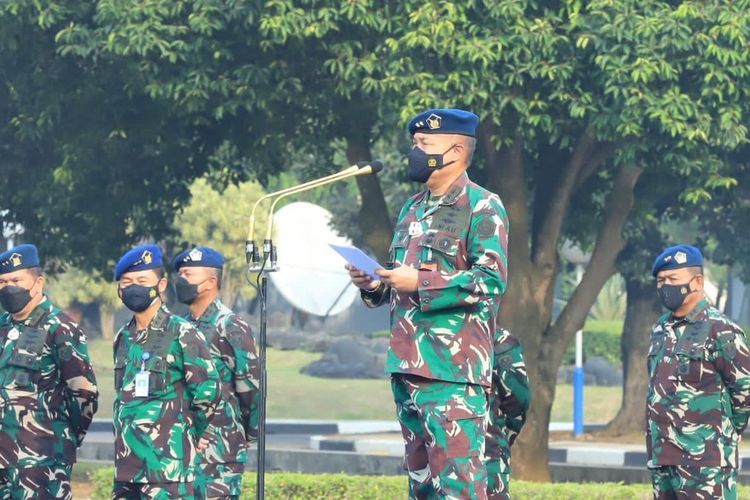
[269,201,359,317]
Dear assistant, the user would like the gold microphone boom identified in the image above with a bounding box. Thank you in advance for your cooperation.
[246,165,359,241]
[263,164,380,241]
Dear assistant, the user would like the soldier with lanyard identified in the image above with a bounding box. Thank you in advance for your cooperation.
[112,244,223,500]
[174,246,258,500]
[485,328,530,500]
[0,244,99,499]
[348,108,509,498]
[648,244,750,499]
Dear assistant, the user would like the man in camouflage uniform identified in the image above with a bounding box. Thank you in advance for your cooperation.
[485,329,530,500]
[348,109,508,499]
[647,244,750,500]
[174,246,258,499]
[112,244,225,500]
[0,244,98,500]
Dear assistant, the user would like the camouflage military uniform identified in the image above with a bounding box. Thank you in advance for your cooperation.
[485,329,530,500]
[186,299,258,499]
[113,305,222,499]
[0,297,98,500]
[647,298,750,499]
[363,174,508,499]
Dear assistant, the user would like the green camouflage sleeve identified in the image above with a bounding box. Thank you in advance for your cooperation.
[53,319,99,446]
[713,326,750,433]
[178,326,222,439]
[417,196,508,312]
[223,316,260,441]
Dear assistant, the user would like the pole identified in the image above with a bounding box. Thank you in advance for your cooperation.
[573,264,585,436]
[256,273,268,500]
[573,329,584,436]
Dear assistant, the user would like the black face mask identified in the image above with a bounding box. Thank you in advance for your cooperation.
[407,144,457,183]
[0,285,34,314]
[119,284,160,313]
[175,276,207,305]
[657,277,696,312]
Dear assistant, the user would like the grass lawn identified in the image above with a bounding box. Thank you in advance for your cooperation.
[88,339,623,422]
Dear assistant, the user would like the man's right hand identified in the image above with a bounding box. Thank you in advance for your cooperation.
[346,264,382,291]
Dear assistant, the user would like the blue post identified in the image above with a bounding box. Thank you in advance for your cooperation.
[573,329,584,436]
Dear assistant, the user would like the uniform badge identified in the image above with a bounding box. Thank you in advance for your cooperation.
[141,250,153,265]
[674,251,687,264]
[7,329,19,341]
[408,222,423,237]
[426,113,442,130]
[9,253,22,267]
[427,158,438,168]
[188,248,203,262]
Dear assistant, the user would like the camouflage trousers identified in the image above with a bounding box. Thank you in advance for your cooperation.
[650,465,737,499]
[112,481,196,500]
[391,374,489,500]
[0,465,72,500]
[485,452,510,500]
[485,395,511,500]
[195,462,244,499]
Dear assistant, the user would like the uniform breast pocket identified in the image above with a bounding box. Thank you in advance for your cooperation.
[418,231,460,271]
[389,230,408,265]
[675,346,710,385]
[114,358,127,391]
[7,352,41,389]
[145,356,169,395]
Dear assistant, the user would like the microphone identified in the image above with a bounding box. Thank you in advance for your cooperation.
[245,164,359,265]
[262,160,384,242]
[246,161,384,268]
[356,160,384,175]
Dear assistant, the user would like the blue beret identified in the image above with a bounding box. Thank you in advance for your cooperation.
[652,244,704,277]
[0,244,40,274]
[408,108,479,137]
[114,244,164,280]
[173,246,225,271]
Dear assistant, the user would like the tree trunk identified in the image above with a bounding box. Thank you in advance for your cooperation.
[602,277,662,435]
[99,305,115,341]
[345,135,393,261]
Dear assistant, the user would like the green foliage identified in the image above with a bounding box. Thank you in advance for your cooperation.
[588,275,626,322]
[91,469,659,499]
[173,177,267,305]
[46,267,119,311]
[563,320,623,366]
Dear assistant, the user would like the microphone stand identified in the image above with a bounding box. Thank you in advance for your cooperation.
[246,162,382,500]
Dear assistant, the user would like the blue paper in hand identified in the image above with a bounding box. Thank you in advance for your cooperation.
[329,244,383,278]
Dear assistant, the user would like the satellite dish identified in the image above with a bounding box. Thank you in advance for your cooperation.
[269,202,359,317]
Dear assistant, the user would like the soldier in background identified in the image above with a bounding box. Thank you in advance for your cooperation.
[0,244,98,499]
[174,246,257,499]
[485,329,530,500]
[648,244,750,499]
[112,244,222,499]
[349,108,509,499]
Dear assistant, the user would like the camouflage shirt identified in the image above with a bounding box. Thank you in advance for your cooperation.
[113,304,222,483]
[0,297,98,468]
[646,298,750,468]
[488,329,530,453]
[186,298,259,463]
[363,174,509,387]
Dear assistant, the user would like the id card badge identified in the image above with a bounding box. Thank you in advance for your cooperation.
[134,371,150,398]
